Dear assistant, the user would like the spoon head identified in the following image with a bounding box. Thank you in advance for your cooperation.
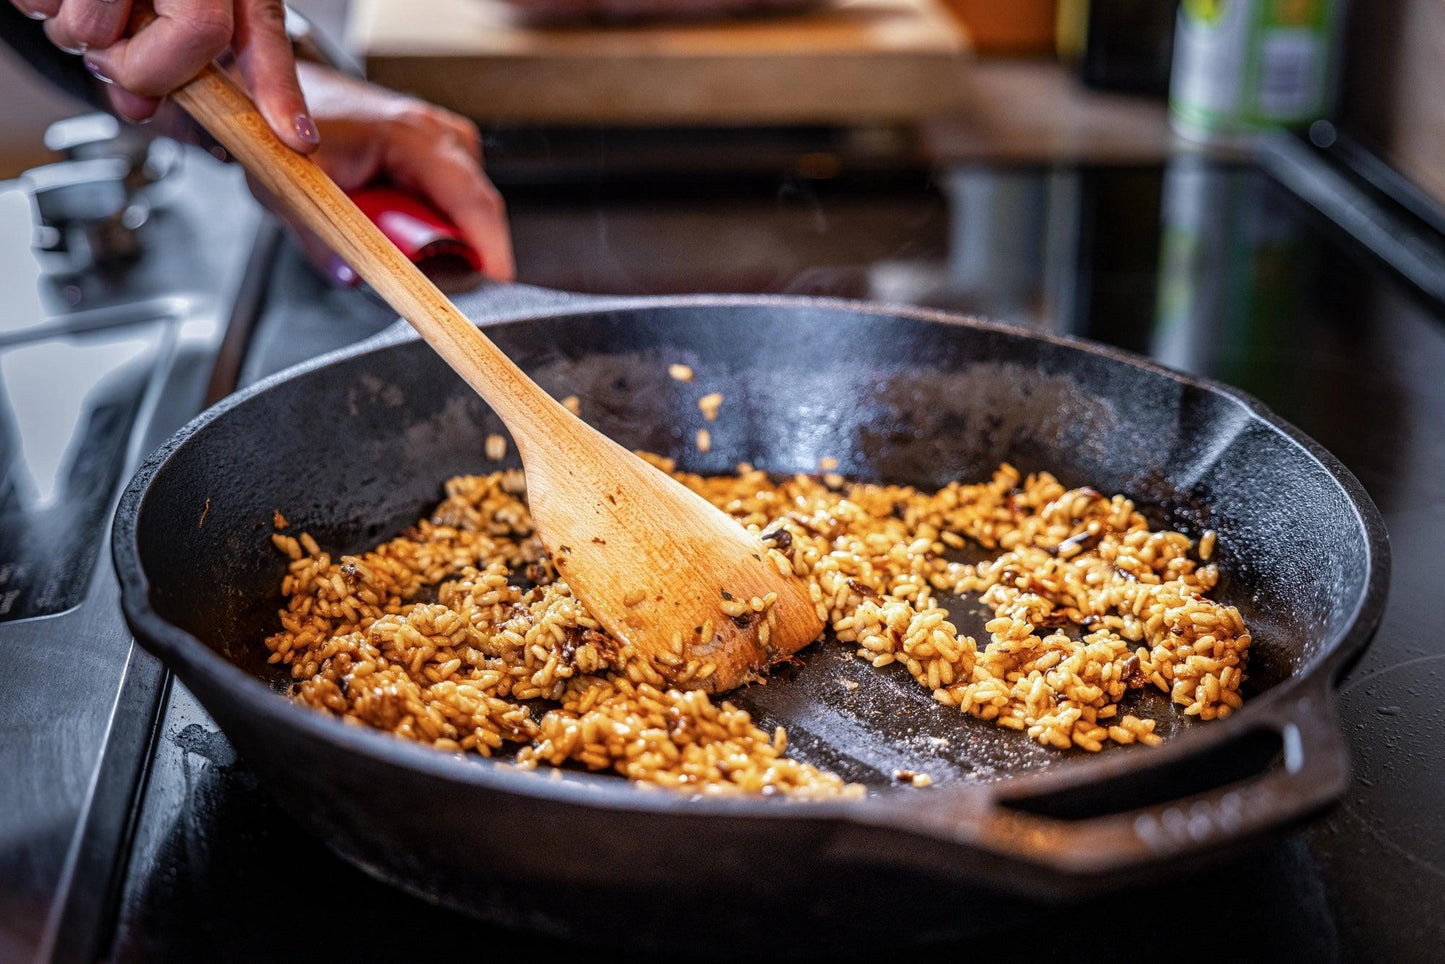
[519,421,823,693]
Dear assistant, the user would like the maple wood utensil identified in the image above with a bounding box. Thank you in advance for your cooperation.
[169,62,822,691]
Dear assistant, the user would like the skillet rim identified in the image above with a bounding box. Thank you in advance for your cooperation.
[112,292,1391,827]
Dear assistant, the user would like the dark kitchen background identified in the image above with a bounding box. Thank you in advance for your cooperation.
[2,1,1444,962]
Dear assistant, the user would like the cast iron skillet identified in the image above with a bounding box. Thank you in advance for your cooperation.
[114,285,1388,953]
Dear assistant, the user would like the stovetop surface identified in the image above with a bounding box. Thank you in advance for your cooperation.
[5,145,1445,962]
[0,151,257,964]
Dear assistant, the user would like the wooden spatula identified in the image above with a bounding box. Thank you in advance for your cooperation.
[170,64,823,692]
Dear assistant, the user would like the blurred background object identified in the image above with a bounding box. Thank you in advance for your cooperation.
[1057,0,1178,95]
[0,52,82,180]
[346,0,972,126]
[494,0,827,21]
[1339,0,1445,207]
[1170,0,1343,144]
[943,0,1056,54]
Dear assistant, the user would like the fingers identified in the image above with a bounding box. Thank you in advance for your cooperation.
[369,101,510,279]
[276,66,516,282]
[442,113,483,162]
[232,0,317,153]
[83,0,233,99]
[11,0,62,22]
[104,84,161,122]
[42,0,132,54]
[53,0,313,154]
[397,143,515,282]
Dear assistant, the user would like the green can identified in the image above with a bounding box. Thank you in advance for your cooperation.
[1169,0,1342,143]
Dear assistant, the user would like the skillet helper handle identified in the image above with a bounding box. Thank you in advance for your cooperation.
[878,675,1350,876]
[168,64,550,433]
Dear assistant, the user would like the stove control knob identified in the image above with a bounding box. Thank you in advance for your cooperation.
[43,112,180,195]
[23,157,143,265]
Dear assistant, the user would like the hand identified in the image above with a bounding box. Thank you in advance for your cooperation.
[259,62,515,282]
[12,0,318,153]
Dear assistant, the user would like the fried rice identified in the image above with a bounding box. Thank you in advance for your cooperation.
[265,459,1249,796]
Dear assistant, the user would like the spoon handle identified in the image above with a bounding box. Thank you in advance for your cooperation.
[172,64,556,434]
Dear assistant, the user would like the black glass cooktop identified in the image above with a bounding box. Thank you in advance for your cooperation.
[26,150,1445,962]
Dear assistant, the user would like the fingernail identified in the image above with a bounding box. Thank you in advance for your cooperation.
[292,113,320,147]
[58,40,89,55]
[326,253,358,287]
[83,58,112,85]
[25,8,48,20]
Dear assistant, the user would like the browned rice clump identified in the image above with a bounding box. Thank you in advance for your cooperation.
[265,460,1249,795]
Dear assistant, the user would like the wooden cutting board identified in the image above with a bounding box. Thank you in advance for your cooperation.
[346,0,973,125]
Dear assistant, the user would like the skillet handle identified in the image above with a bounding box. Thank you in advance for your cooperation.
[871,675,1349,877]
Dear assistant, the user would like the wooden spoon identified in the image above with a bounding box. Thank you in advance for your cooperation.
[170,64,823,692]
